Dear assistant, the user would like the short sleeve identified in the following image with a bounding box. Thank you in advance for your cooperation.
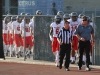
[29,22,34,30]
[20,23,24,31]
[50,23,53,28]
[12,22,16,29]
[75,25,80,35]
[57,29,62,38]
[91,26,94,34]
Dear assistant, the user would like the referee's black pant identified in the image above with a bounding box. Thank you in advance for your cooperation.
[78,40,90,68]
[59,43,71,68]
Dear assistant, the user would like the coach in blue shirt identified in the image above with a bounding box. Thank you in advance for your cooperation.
[75,16,94,71]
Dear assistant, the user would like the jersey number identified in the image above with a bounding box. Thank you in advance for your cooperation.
[25,27,30,32]
[56,28,59,34]
[72,26,77,31]
[17,27,20,31]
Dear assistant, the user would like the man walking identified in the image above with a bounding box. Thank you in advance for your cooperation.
[57,20,73,71]
[75,16,94,71]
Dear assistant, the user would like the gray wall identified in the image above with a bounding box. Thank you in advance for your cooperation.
[63,0,100,15]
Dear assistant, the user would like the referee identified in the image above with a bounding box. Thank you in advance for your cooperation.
[57,20,72,71]
[75,16,94,71]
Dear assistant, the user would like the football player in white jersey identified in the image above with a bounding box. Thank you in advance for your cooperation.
[7,16,16,57]
[29,17,34,44]
[2,16,10,56]
[57,11,64,24]
[20,12,26,22]
[62,13,70,26]
[12,16,23,58]
[25,13,33,22]
[20,16,33,59]
[68,12,82,64]
[49,15,62,67]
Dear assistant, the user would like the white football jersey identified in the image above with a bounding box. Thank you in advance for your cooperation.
[7,21,14,34]
[68,18,82,35]
[20,22,31,37]
[50,22,62,37]
[61,20,64,27]
[3,21,8,34]
[89,22,93,27]
[12,21,21,34]
[29,21,34,30]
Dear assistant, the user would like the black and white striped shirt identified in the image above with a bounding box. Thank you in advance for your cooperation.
[57,27,73,44]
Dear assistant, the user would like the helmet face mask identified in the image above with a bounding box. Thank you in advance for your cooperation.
[16,16,22,23]
[63,13,70,21]
[54,15,61,24]
[20,12,25,19]
[24,16,30,24]
[4,16,11,23]
[25,13,32,19]
[57,11,64,20]
[11,16,16,21]
[71,16,77,21]
[25,19,30,24]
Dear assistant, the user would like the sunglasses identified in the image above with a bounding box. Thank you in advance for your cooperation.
[82,20,88,21]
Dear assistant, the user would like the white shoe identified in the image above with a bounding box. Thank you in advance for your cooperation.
[16,54,19,58]
[85,67,91,71]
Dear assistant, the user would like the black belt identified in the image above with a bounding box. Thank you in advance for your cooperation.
[80,40,90,42]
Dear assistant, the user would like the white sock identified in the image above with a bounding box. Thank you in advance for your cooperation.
[4,45,7,53]
[71,57,75,61]
[55,51,59,61]
[15,47,19,54]
[25,48,29,54]
[53,52,56,57]
[76,53,79,58]
[20,46,23,52]
[82,55,86,61]
[9,45,12,55]
[6,45,9,51]
[90,56,92,62]
[54,51,59,66]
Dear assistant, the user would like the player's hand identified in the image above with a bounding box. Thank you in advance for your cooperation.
[50,36,54,41]
[91,41,94,46]
[59,42,62,45]
[19,34,21,38]
[58,41,62,45]
[80,37,85,41]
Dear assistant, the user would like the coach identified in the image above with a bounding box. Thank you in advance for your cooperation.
[75,16,94,71]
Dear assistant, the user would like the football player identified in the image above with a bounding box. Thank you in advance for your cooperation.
[68,12,82,64]
[49,15,62,66]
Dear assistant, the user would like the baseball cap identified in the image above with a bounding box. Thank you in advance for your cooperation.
[82,16,89,21]
[64,20,70,23]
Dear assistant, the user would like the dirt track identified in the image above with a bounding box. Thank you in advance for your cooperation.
[0,62,100,75]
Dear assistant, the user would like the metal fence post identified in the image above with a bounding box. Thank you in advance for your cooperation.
[92,13,95,65]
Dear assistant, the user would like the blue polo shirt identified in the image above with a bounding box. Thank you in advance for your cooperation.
[75,24,94,41]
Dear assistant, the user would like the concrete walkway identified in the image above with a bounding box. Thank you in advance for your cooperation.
[0,57,100,69]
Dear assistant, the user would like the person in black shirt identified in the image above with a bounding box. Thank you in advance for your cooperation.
[57,20,73,71]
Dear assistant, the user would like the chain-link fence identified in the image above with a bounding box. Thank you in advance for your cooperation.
[2,15,55,62]
[92,12,100,65]
[33,15,55,61]
[2,14,100,65]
